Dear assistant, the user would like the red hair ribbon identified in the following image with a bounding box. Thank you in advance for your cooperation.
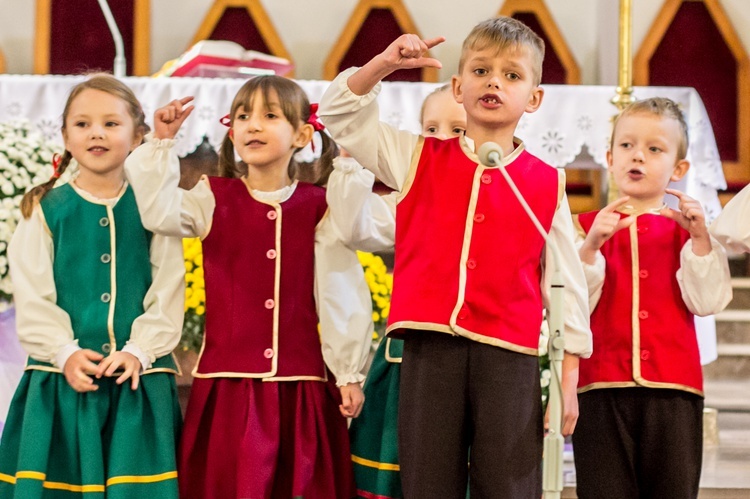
[307,103,325,153]
[307,104,325,132]
[50,153,62,180]
[219,114,231,127]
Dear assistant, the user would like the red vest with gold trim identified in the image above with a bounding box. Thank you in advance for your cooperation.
[387,137,559,352]
[197,178,328,379]
[577,211,702,395]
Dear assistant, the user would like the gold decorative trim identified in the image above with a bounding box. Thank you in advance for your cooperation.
[383,337,402,363]
[34,0,150,75]
[498,0,581,84]
[629,220,641,382]
[323,0,438,82]
[1,470,176,491]
[106,471,177,486]
[386,321,454,336]
[578,381,703,397]
[577,381,639,394]
[634,0,749,193]
[448,165,482,327]
[190,0,294,77]
[556,168,566,210]
[106,205,117,353]
[452,325,539,356]
[571,214,586,240]
[263,375,327,382]
[396,135,424,203]
[25,364,178,376]
[351,454,400,471]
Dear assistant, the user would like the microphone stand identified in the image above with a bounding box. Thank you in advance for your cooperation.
[96,0,126,77]
[477,142,566,499]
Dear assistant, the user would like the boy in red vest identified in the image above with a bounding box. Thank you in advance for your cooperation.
[320,17,592,498]
[572,97,732,499]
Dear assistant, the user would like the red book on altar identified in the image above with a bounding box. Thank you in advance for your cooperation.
[169,40,294,78]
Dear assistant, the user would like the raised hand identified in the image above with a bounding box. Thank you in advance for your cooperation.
[154,96,194,140]
[348,34,445,96]
[661,188,711,256]
[63,349,104,393]
[381,34,445,71]
[579,196,635,263]
[94,351,142,390]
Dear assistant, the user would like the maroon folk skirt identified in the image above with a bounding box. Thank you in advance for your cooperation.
[178,375,356,499]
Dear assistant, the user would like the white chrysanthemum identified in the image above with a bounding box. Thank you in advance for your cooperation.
[0,119,65,304]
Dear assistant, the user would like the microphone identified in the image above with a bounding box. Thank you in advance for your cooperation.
[477,141,503,167]
[96,0,126,77]
[477,141,567,499]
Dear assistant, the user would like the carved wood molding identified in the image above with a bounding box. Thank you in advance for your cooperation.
[323,0,438,82]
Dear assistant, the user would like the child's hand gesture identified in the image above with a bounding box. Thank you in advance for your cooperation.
[579,196,635,264]
[339,382,365,418]
[381,34,445,71]
[661,188,711,256]
[63,349,104,393]
[94,351,142,390]
[154,96,194,140]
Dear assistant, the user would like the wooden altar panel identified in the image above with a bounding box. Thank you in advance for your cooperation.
[498,0,581,85]
[323,0,438,83]
[189,0,292,76]
[635,0,750,198]
[0,49,5,74]
[34,0,150,76]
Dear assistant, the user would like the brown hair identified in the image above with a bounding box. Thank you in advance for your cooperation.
[611,97,689,160]
[419,83,453,124]
[217,75,337,186]
[458,16,545,86]
[20,74,149,218]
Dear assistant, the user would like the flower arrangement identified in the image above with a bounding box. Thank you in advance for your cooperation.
[180,237,206,352]
[358,251,393,341]
[0,119,65,311]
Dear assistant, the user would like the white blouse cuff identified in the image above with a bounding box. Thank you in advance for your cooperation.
[122,343,152,372]
[55,340,82,370]
[144,133,178,149]
[333,156,366,174]
[337,67,382,105]
[335,372,366,387]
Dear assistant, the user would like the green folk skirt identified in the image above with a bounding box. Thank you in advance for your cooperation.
[349,338,403,499]
[0,369,181,498]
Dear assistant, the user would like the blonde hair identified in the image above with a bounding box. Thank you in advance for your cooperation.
[458,17,545,85]
[20,74,149,218]
[611,97,689,160]
[218,75,337,186]
[419,83,453,124]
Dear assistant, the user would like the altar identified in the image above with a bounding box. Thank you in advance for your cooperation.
[0,74,726,221]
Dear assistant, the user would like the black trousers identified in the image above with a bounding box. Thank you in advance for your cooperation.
[573,387,703,499]
[398,331,543,499]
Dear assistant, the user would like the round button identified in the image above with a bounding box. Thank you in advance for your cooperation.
[458,307,468,320]
[481,173,492,185]
[638,310,649,320]
[473,213,485,223]
[637,225,649,234]
[102,343,112,353]
[99,217,110,227]
[640,350,650,361]
[264,299,275,309]
[101,293,111,303]
[100,253,111,264]
[263,348,274,359]
[267,210,278,220]
[639,269,649,279]
[467,259,477,270]
[266,249,277,259]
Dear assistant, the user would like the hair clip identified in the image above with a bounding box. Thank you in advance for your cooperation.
[219,114,231,127]
[50,153,62,180]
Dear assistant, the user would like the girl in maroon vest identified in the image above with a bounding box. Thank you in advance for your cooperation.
[573,98,732,498]
[125,76,373,499]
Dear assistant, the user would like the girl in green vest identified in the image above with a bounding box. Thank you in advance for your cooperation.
[0,74,184,498]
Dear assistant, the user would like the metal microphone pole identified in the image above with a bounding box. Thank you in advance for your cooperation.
[96,0,126,77]
[477,142,566,499]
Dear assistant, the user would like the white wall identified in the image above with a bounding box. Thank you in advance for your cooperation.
[1,0,749,83]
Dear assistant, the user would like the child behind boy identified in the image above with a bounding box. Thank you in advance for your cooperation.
[572,97,732,499]
[320,17,592,498]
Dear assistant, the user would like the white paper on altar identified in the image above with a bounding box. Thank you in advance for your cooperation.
[0,74,723,365]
